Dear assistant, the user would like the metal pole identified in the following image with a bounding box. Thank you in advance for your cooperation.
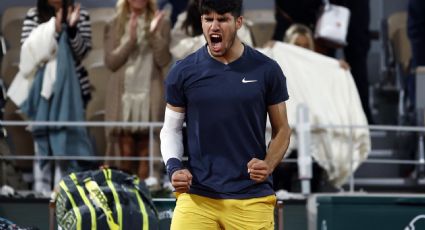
[418,134,424,177]
[297,104,312,195]
[4,120,425,132]
[0,120,164,128]
[149,125,154,178]
[416,68,425,178]
[349,118,355,192]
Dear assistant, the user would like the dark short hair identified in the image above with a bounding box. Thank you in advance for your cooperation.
[199,0,243,18]
[182,0,203,36]
[37,0,74,23]
[37,0,56,23]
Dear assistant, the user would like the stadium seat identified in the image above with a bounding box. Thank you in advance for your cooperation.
[86,64,110,119]
[87,111,106,157]
[83,49,104,69]
[88,7,115,50]
[1,7,30,51]
[392,27,411,75]
[85,64,110,156]
[88,7,115,24]
[243,9,276,47]
[387,11,407,45]
[3,100,34,171]
[1,48,20,87]
[386,12,410,74]
[90,21,108,50]
[83,7,115,73]
[378,11,411,121]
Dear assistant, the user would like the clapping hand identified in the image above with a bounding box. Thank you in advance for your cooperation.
[150,10,165,33]
[129,12,138,42]
[55,3,81,32]
[67,3,81,28]
[55,8,63,32]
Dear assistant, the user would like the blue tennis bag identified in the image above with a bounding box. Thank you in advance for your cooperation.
[55,168,159,230]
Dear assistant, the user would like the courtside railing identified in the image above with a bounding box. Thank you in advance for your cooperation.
[1,104,425,195]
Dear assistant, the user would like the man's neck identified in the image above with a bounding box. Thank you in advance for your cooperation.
[208,39,244,65]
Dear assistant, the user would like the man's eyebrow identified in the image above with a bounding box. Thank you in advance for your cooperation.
[217,15,229,19]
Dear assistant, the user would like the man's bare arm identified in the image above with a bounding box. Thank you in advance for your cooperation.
[247,102,291,182]
[265,102,291,172]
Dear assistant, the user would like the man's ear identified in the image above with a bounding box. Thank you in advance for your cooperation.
[236,16,243,30]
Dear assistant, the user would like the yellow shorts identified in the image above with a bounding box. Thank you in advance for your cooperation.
[171,193,276,230]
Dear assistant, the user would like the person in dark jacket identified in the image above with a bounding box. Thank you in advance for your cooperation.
[408,0,425,68]
[273,0,373,123]
[272,0,322,41]
[157,0,189,27]
[332,0,372,124]
[407,0,425,111]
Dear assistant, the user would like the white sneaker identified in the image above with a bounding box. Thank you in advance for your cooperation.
[162,181,174,191]
[145,176,161,191]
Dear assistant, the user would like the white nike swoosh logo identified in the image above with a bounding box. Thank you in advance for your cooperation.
[242,77,257,83]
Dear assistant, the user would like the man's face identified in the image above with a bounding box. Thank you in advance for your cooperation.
[201,11,242,57]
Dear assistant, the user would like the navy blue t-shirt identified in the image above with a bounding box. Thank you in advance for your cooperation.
[165,44,289,199]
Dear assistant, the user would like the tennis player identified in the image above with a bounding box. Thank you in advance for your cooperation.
[160,0,291,228]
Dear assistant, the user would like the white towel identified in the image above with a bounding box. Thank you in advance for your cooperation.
[7,17,58,106]
[260,42,371,187]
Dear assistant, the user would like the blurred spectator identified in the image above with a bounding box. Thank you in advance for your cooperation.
[407,0,425,108]
[8,0,93,194]
[272,0,373,123]
[171,0,203,45]
[284,23,350,70]
[330,0,373,123]
[284,23,315,50]
[408,0,425,68]
[270,23,350,192]
[157,0,188,27]
[103,0,171,185]
[169,0,203,57]
[21,0,92,106]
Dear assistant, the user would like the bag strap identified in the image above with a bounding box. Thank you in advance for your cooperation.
[102,168,123,229]
[132,177,158,217]
[84,176,120,230]
[69,173,97,230]
[132,178,150,230]
[59,180,83,230]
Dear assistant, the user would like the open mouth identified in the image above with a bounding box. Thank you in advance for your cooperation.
[210,34,223,52]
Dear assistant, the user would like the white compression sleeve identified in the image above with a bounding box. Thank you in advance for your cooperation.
[160,107,185,166]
